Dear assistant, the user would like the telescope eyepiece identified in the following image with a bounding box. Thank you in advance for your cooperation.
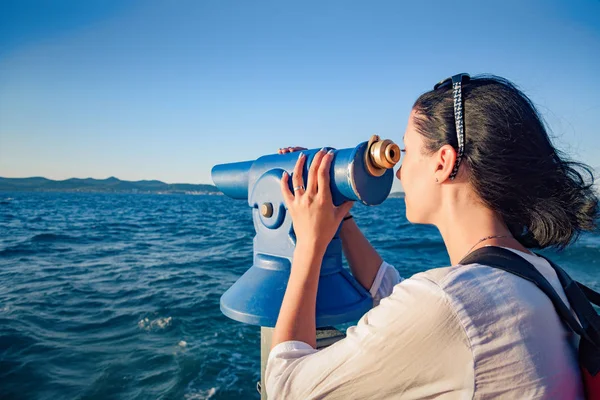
[365,135,401,177]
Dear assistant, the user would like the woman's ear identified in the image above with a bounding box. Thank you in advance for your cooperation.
[434,144,457,183]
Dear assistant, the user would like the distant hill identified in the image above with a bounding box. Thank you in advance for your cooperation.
[0,177,221,195]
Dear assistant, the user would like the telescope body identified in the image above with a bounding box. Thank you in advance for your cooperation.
[211,137,399,327]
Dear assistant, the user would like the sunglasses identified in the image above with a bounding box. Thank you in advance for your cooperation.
[434,73,470,180]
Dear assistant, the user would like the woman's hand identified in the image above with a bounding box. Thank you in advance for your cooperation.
[280,148,353,256]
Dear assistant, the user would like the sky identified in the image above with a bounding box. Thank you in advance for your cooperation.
[0,0,599,192]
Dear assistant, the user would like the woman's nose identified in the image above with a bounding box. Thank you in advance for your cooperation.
[395,166,402,181]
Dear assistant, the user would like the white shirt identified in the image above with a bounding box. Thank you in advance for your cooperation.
[265,248,583,399]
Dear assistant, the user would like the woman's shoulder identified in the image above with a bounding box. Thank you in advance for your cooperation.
[404,251,564,328]
[381,265,476,308]
[409,263,484,290]
[410,249,555,292]
[403,261,539,314]
[382,251,561,328]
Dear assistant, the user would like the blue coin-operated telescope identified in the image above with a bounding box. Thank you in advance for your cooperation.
[211,135,401,328]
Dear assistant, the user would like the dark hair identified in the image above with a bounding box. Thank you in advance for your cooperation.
[413,75,598,249]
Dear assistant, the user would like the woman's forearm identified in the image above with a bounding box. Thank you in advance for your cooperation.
[271,244,323,349]
[339,218,383,292]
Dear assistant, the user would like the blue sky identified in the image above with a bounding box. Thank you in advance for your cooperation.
[0,0,599,192]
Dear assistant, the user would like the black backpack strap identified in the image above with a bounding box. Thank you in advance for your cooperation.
[578,282,600,307]
[534,253,600,307]
[536,254,600,341]
[460,247,591,341]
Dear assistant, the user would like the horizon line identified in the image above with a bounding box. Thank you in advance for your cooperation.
[0,175,216,186]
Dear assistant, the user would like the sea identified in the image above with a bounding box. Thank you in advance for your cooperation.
[1,192,599,400]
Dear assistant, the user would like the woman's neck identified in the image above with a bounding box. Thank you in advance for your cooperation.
[434,192,529,265]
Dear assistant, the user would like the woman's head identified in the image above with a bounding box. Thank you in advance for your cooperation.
[399,74,598,249]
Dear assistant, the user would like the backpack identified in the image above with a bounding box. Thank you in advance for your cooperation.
[460,246,600,400]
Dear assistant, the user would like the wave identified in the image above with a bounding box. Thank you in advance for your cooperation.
[0,245,35,257]
[102,222,142,230]
[30,233,80,243]
[185,387,217,400]
[138,316,172,331]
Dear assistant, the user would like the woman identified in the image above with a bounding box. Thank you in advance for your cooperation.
[265,74,599,399]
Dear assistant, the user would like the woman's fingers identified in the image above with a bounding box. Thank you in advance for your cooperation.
[317,150,334,200]
[307,149,327,194]
[280,171,294,206]
[279,147,335,199]
[278,146,307,154]
[291,153,306,196]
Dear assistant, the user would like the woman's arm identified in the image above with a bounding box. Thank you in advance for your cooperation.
[271,149,353,350]
[270,244,323,348]
[340,217,383,292]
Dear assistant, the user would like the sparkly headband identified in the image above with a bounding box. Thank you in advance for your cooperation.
[434,73,471,180]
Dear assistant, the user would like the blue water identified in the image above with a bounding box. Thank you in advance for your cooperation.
[1,192,599,399]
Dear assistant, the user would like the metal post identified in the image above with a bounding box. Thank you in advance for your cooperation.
[259,327,273,399]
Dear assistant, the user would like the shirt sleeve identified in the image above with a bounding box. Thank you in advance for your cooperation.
[265,274,473,400]
[369,261,402,306]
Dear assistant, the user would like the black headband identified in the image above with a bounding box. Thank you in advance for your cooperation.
[434,73,470,180]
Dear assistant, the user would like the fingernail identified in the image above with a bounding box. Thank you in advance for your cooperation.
[327,149,334,155]
[298,152,304,159]
[282,171,287,178]
[320,147,327,153]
